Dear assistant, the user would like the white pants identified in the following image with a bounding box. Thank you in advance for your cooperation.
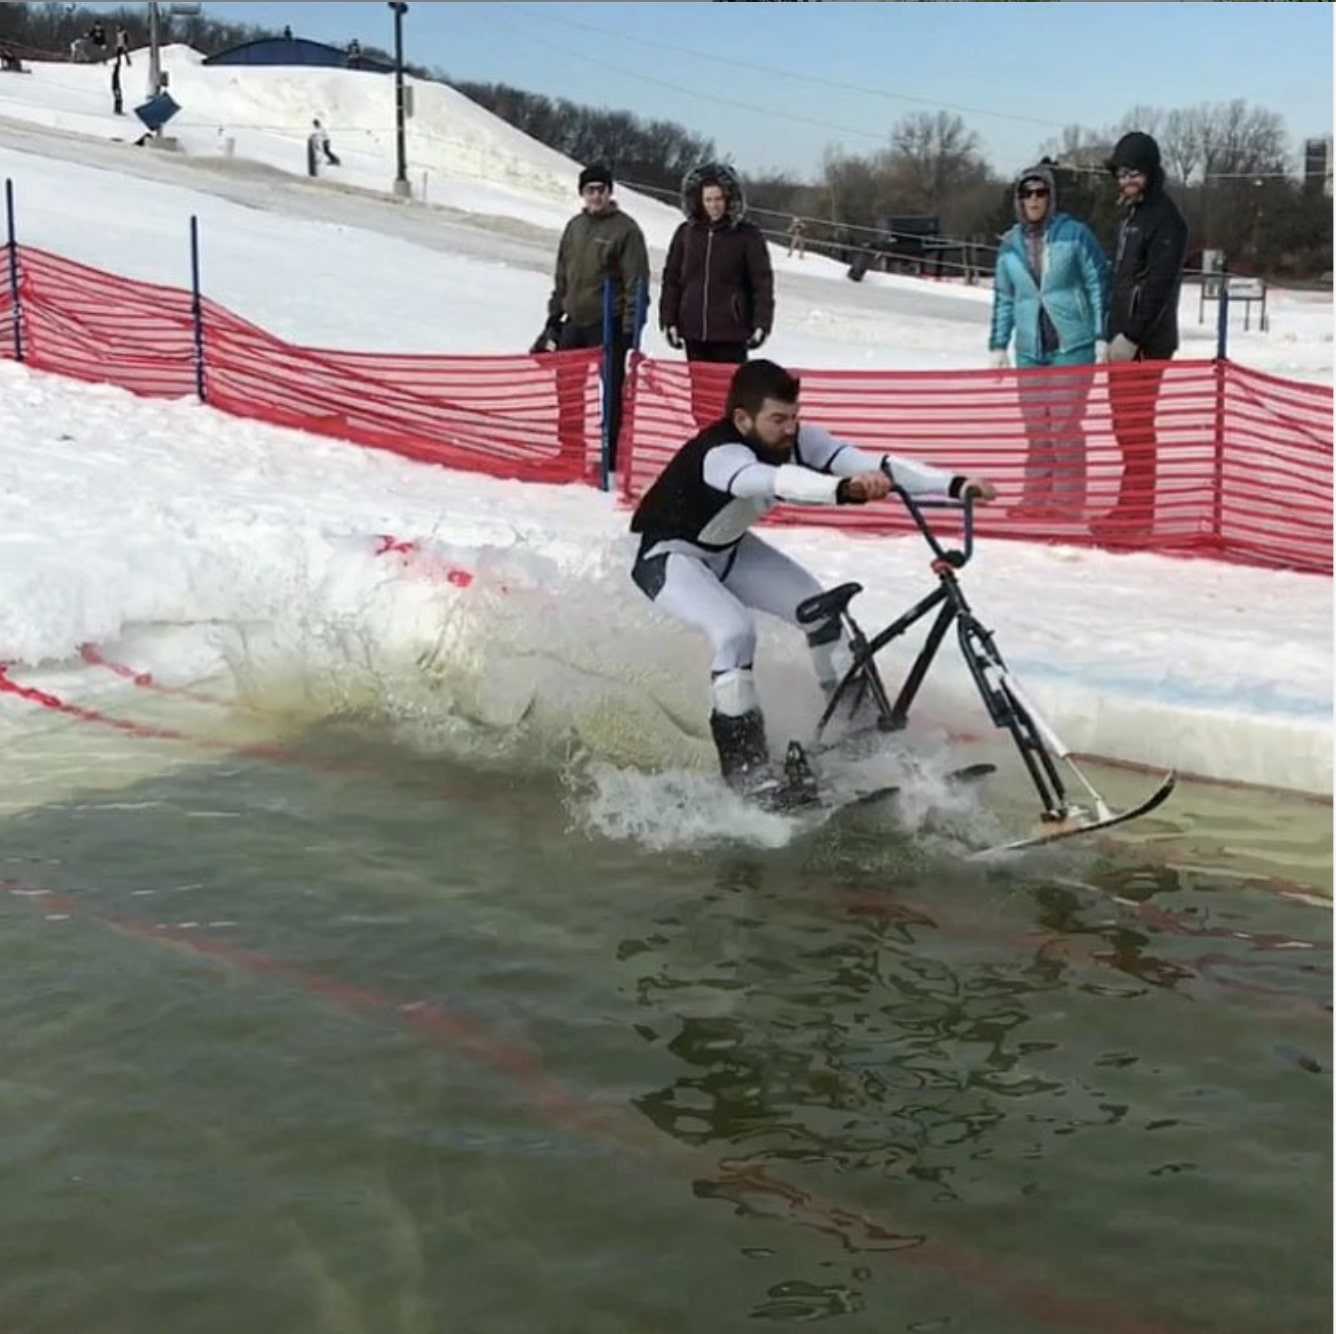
[633,535,840,713]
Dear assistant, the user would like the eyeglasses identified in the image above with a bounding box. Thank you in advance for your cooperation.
[1017,187,1049,199]
[581,183,610,195]
[1116,168,1145,181]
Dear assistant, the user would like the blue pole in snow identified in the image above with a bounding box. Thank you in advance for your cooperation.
[600,276,615,491]
[4,178,21,363]
[190,214,206,402]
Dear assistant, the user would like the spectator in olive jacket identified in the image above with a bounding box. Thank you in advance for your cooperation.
[537,163,650,468]
[660,163,775,424]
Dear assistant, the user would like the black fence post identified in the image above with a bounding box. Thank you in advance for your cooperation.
[4,177,22,362]
[190,214,206,402]
[631,277,649,353]
[1211,282,1231,549]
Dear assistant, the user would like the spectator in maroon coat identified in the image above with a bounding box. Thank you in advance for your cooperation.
[660,163,775,424]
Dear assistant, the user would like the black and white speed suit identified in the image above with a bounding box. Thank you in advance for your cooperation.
[630,417,968,788]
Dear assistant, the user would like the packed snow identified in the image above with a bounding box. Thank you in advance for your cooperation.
[0,49,1329,809]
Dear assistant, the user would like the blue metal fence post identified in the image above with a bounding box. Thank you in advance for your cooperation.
[4,178,22,363]
[600,275,615,491]
[189,214,206,402]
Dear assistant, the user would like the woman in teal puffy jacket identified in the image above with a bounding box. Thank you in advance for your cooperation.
[988,164,1110,518]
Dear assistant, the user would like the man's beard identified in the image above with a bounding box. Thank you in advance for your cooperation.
[740,426,791,465]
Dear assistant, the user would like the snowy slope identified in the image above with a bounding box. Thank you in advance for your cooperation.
[0,44,687,238]
[0,48,1330,375]
[0,55,1329,805]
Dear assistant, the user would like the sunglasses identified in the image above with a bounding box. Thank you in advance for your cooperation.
[1017,186,1050,199]
[1116,168,1145,181]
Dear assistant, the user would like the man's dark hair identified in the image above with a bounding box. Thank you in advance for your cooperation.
[727,359,800,418]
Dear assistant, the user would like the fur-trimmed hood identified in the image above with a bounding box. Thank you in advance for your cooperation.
[680,162,747,225]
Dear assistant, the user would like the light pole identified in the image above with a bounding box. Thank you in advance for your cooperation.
[148,0,160,98]
[147,0,200,100]
[388,2,410,197]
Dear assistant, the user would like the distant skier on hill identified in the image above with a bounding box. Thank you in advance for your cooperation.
[307,119,341,176]
[110,49,126,115]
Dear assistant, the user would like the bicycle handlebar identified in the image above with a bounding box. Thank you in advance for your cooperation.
[890,486,975,567]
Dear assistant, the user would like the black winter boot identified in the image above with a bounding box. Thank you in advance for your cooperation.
[709,708,772,793]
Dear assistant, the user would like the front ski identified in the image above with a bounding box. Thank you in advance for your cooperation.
[970,772,1176,856]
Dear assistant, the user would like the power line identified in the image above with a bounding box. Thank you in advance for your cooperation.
[487,14,900,146]
[522,8,1062,133]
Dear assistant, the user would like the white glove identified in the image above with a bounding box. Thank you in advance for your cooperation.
[747,327,768,350]
[988,348,1009,370]
[1095,340,1109,364]
[1107,334,1139,363]
[663,325,683,350]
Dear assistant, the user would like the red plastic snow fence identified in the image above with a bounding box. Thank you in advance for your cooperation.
[5,245,604,484]
[616,355,1333,575]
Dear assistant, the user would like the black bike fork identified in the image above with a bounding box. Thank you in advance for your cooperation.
[954,607,1070,818]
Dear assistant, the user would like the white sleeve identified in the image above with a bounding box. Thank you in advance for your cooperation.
[702,442,773,497]
[884,455,959,497]
[700,443,840,505]
[796,424,958,496]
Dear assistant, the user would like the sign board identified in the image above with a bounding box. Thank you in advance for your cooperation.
[134,91,180,133]
[1227,276,1266,300]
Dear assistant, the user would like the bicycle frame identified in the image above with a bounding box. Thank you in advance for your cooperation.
[804,488,1090,822]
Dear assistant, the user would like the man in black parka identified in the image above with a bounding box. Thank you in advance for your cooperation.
[1095,131,1189,536]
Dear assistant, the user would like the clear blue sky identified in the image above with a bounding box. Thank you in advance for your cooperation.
[98,1,1333,179]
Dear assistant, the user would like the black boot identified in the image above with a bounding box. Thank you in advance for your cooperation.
[709,708,772,793]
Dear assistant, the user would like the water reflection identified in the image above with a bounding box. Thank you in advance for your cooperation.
[621,842,1331,1324]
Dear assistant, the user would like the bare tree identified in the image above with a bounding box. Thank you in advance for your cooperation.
[1036,123,1112,172]
[1195,99,1289,179]
[1113,104,1166,141]
[884,111,987,212]
[1160,108,1204,185]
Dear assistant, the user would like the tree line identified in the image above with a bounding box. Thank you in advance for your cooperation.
[2,2,1328,279]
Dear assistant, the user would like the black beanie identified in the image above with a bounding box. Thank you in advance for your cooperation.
[578,162,613,193]
[1107,131,1161,176]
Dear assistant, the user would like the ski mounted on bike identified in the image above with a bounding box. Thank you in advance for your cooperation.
[766,486,1175,853]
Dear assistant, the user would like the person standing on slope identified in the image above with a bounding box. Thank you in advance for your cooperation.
[659,162,775,425]
[988,162,1109,520]
[630,359,997,800]
[536,163,650,470]
[1091,131,1189,539]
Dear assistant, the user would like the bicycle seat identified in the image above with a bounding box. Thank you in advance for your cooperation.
[795,582,862,626]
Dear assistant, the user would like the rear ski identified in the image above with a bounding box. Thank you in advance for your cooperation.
[753,741,996,819]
